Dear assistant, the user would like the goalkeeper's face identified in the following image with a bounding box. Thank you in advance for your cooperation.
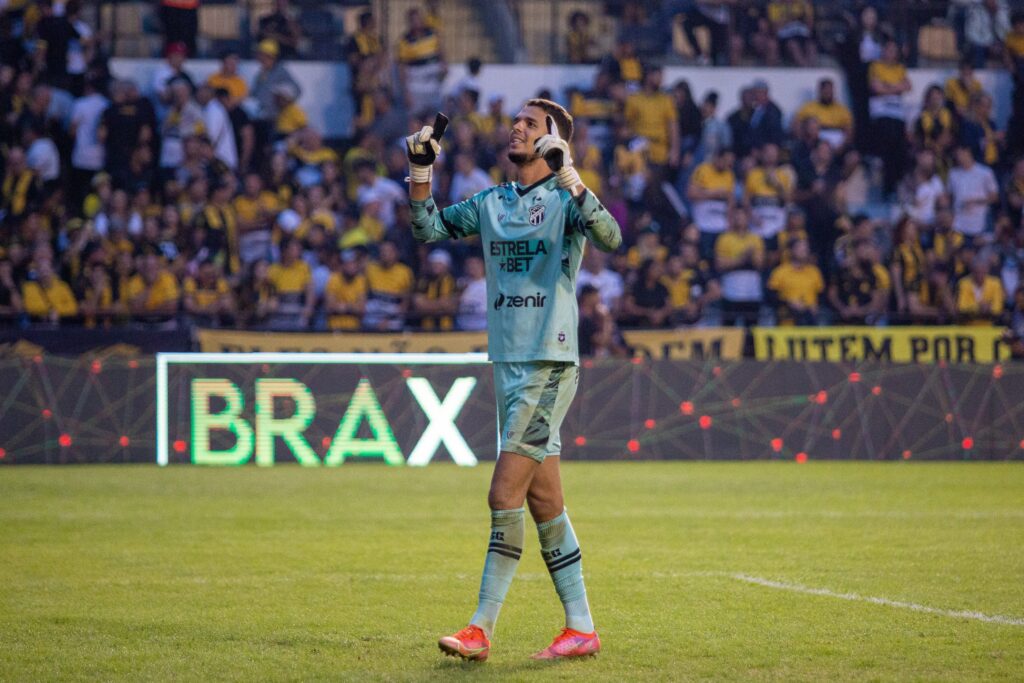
[507,106,546,165]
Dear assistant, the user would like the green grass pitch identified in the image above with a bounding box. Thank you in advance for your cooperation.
[2,462,1023,682]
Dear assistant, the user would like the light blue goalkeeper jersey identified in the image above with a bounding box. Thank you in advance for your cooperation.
[410,175,622,363]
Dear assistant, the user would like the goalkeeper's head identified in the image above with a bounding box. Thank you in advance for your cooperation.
[508,98,573,166]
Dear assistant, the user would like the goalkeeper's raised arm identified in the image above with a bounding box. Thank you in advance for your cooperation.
[408,104,621,253]
[533,114,621,253]
[407,113,483,243]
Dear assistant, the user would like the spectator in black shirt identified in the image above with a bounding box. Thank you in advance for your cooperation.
[727,87,756,159]
[100,81,156,183]
[159,0,199,58]
[258,0,301,60]
[749,79,785,149]
[218,88,254,174]
[622,258,671,328]
[35,0,79,91]
[795,139,840,273]
[673,79,703,163]
[578,284,630,357]
[0,13,28,70]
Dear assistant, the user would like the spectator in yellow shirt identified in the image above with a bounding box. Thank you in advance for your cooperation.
[571,121,604,196]
[233,172,280,266]
[22,261,78,323]
[767,237,823,325]
[661,249,719,326]
[768,0,817,67]
[944,58,983,117]
[183,260,235,327]
[567,11,596,64]
[687,148,736,258]
[397,7,446,115]
[266,237,315,330]
[715,208,766,326]
[1006,12,1024,65]
[744,142,794,252]
[274,82,308,139]
[413,249,457,331]
[80,262,115,328]
[206,49,248,109]
[612,120,649,203]
[126,253,180,322]
[289,127,339,188]
[868,39,912,195]
[364,240,413,331]
[626,224,669,270]
[956,252,1005,325]
[793,78,853,150]
[624,65,680,169]
[610,41,642,86]
[325,249,367,331]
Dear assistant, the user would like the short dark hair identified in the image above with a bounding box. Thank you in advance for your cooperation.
[524,98,574,141]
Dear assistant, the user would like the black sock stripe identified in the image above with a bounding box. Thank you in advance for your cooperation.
[488,548,521,560]
[547,553,582,573]
[545,548,581,571]
[488,542,523,553]
[544,548,580,567]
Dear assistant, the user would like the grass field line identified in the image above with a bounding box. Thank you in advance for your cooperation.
[599,509,1024,520]
[726,573,1024,627]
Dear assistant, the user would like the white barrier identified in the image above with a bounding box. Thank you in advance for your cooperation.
[109,59,1013,140]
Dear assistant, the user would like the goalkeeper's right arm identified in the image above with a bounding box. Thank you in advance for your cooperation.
[407,113,447,200]
[407,113,482,243]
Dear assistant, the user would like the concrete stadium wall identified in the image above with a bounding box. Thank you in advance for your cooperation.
[107,59,1013,140]
[1,354,1019,465]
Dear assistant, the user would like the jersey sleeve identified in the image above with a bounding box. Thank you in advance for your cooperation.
[566,189,622,253]
[410,190,486,242]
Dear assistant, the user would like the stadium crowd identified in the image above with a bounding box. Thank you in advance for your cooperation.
[2,1,1024,356]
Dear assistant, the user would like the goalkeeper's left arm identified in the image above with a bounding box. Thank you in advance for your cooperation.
[535,116,622,253]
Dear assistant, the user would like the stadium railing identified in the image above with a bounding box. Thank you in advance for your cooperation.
[88,0,963,66]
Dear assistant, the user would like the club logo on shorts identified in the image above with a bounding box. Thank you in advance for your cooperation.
[529,204,545,226]
[558,331,566,343]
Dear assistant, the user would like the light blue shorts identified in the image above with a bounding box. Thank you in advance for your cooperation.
[493,361,579,462]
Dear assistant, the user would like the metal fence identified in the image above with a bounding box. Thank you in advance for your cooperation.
[88,0,979,65]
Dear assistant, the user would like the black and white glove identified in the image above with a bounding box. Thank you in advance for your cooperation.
[405,112,448,184]
[534,115,582,196]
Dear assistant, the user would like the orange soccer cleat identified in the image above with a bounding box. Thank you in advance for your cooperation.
[438,625,491,662]
[530,627,601,660]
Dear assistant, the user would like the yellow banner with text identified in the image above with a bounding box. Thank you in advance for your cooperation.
[752,326,1011,363]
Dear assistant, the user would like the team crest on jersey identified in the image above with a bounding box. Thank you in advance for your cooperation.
[529,204,546,226]
[558,331,566,343]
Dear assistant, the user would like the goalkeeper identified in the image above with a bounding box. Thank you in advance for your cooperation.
[408,99,622,661]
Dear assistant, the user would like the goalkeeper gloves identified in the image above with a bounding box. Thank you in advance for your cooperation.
[534,115,583,196]
[405,112,448,184]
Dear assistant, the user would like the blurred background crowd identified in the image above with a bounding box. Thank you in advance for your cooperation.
[2,0,1024,356]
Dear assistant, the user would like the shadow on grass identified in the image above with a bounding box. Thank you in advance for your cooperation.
[433,654,597,678]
